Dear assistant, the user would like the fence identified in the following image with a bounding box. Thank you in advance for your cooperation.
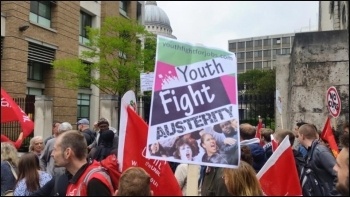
[1,95,35,152]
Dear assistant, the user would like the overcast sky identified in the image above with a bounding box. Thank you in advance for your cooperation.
[156,1,319,51]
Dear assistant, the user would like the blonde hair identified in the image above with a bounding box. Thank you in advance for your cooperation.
[223,161,263,196]
[1,142,19,167]
[29,136,44,152]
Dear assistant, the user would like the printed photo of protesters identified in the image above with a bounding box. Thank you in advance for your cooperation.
[173,137,200,161]
[148,141,167,157]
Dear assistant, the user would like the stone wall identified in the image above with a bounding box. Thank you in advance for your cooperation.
[276,30,349,141]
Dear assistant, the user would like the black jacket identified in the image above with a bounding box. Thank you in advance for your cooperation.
[201,167,230,196]
[306,140,339,196]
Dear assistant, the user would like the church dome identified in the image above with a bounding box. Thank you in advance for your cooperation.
[144,1,175,39]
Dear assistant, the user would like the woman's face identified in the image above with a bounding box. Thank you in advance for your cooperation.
[201,134,217,155]
[33,139,43,153]
[179,144,193,161]
[151,142,159,153]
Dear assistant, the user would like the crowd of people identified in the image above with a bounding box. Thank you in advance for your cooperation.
[1,117,349,196]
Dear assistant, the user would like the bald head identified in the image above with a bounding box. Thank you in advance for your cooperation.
[299,124,318,140]
[240,123,256,140]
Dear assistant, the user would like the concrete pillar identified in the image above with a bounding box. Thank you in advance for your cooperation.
[100,95,119,132]
[138,96,144,119]
[34,96,53,140]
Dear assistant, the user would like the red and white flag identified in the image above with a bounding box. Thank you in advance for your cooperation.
[257,135,302,196]
[118,91,182,196]
[321,116,339,158]
[270,134,279,152]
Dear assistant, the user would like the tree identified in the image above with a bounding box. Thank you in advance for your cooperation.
[53,16,156,95]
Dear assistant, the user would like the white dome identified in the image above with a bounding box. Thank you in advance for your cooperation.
[145,1,172,32]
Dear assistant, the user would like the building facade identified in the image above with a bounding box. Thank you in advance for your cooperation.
[1,1,144,128]
[228,33,295,73]
[319,1,348,31]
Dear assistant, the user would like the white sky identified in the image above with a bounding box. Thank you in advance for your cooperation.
[156,1,319,51]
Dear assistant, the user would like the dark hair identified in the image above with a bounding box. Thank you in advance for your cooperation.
[173,137,200,159]
[298,124,318,140]
[340,132,349,150]
[343,122,349,130]
[261,128,274,142]
[148,142,167,157]
[52,121,62,128]
[239,124,256,140]
[17,152,41,192]
[97,118,109,126]
[296,121,307,128]
[241,145,253,166]
[59,130,87,160]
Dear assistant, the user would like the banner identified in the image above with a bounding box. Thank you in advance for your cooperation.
[257,135,302,196]
[118,90,182,196]
[146,36,240,168]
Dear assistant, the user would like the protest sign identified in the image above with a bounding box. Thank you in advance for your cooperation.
[140,72,155,93]
[146,36,240,168]
[118,90,182,196]
[326,86,341,118]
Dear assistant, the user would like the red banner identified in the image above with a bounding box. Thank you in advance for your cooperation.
[257,136,302,196]
[118,91,182,196]
[1,88,34,147]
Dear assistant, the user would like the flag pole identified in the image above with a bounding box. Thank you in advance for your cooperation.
[186,164,199,196]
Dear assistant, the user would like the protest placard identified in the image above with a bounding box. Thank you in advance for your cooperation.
[146,36,240,168]
[140,72,155,93]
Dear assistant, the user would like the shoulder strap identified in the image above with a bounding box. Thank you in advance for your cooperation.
[6,161,17,180]
[77,167,112,195]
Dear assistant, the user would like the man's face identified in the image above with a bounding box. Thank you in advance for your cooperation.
[53,123,60,135]
[333,148,349,196]
[220,121,232,135]
[51,137,68,167]
[98,123,109,131]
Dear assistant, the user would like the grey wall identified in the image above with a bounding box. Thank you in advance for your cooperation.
[276,30,349,142]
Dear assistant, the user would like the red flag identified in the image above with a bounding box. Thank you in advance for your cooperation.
[118,91,182,196]
[1,88,34,148]
[321,117,339,158]
[257,135,302,196]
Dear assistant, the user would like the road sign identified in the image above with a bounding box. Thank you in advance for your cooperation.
[326,86,341,118]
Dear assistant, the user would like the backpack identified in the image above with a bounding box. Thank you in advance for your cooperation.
[96,153,122,191]
[300,143,326,196]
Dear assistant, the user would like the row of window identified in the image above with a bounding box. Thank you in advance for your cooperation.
[235,48,291,59]
[229,36,294,50]
[237,61,274,71]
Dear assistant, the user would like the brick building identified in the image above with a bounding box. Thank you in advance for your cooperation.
[1,1,144,127]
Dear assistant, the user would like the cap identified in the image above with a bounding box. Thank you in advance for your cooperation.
[77,118,89,125]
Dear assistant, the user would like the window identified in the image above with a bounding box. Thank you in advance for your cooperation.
[246,41,253,48]
[273,49,281,55]
[229,43,236,51]
[263,61,270,68]
[137,1,142,24]
[238,63,244,72]
[282,37,290,44]
[119,1,129,17]
[246,52,253,58]
[254,51,262,58]
[273,38,281,45]
[30,1,52,28]
[263,50,271,57]
[238,42,245,49]
[281,48,290,55]
[263,39,271,46]
[255,62,262,69]
[77,93,90,121]
[27,61,44,81]
[254,40,262,47]
[291,36,295,44]
[246,62,253,70]
[236,52,244,59]
[79,62,92,88]
[79,11,92,45]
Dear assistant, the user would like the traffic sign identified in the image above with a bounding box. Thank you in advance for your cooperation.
[326,86,341,118]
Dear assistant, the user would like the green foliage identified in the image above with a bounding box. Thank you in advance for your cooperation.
[53,16,157,95]
[238,69,276,95]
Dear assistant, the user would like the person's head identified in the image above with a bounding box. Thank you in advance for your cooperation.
[297,124,318,147]
[58,122,73,135]
[99,130,115,147]
[240,145,253,166]
[200,133,217,156]
[52,121,62,136]
[29,136,44,154]
[219,121,234,135]
[239,123,256,141]
[274,130,295,146]
[261,128,274,143]
[51,130,87,169]
[17,152,41,192]
[1,142,19,166]
[174,137,199,161]
[223,161,263,196]
[97,118,110,132]
[77,118,90,131]
[115,167,153,196]
[333,132,349,196]
[149,142,160,154]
